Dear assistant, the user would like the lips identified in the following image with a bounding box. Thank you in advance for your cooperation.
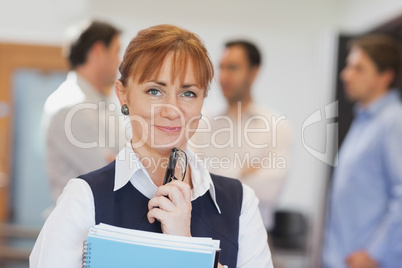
[155,125,182,133]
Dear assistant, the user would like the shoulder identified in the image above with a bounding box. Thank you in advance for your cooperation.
[210,173,242,191]
[379,100,402,131]
[382,100,402,117]
[210,174,261,223]
[212,174,257,207]
[57,178,94,204]
[43,77,85,117]
[210,173,258,202]
[210,173,243,208]
[78,161,116,189]
[240,183,260,213]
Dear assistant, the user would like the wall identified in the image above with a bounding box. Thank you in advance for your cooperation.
[338,0,402,34]
[0,0,340,215]
[0,0,339,244]
[2,0,401,264]
[0,0,88,44]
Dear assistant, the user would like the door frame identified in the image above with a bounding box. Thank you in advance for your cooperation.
[0,43,68,222]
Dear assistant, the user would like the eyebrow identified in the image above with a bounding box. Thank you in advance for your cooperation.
[149,80,167,87]
[148,80,199,89]
[182,84,199,88]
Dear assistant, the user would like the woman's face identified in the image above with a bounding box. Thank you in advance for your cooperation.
[121,53,205,154]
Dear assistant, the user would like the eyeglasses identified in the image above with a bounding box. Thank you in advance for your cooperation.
[163,147,188,185]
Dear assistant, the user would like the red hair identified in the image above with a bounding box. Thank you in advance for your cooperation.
[119,24,214,94]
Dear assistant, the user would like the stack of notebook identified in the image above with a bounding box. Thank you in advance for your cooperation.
[82,223,221,268]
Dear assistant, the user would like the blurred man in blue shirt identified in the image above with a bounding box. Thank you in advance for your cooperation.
[323,35,402,268]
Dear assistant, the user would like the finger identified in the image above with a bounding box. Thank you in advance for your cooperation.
[147,207,168,224]
[169,180,191,202]
[148,196,174,212]
[156,181,191,202]
[147,210,156,224]
[156,184,188,206]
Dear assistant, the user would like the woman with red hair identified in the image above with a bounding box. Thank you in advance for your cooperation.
[31,24,273,268]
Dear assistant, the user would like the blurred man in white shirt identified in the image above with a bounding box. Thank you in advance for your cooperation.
[42,20,127,202]
[191,40,292,230]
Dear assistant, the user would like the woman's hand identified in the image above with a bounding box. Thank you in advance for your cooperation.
[147,180,192,237]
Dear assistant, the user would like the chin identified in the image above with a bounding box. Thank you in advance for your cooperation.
[346,92,363,103]
[151,146,174,156]
[344,88,358,101]
[151,136,187,150]
[345,92,356,102]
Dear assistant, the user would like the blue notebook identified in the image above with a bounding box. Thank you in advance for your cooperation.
[82,224,220,268]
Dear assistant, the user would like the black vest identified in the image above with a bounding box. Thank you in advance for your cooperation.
[78,161,243,267]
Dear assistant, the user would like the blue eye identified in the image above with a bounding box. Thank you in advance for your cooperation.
[182,91,196,98]
[147,88,161,96]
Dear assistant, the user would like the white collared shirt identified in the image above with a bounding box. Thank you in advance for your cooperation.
[191,102,292,230]
[30,146,273,268]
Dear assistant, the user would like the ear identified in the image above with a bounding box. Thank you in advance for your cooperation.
[88,41,106,61]
[381,69,395,89]
[114,80,129,106]
[249,66,260,83]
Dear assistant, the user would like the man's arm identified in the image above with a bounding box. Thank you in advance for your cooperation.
[359,117,402,266]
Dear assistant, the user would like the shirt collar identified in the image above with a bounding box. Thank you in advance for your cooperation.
[225,101,260,118]
[186,148,222,214]
[114,145,222,214]
[355,90,401,117]
[114,144,147,191]
[68,71,106,102]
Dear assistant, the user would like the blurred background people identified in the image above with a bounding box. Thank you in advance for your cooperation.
[3,1,402,267]
[323,34,402,268]
[191,40,292,231]
[42,20,125,202]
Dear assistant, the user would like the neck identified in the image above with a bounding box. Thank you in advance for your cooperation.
[131,143,170,187]
[75,66,106,95]
[227,95,252,118]
[131,141,192,188]
[359,87,389,107]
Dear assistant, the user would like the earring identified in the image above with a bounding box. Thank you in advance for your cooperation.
[199,113,202,119]
[121,104,129,115]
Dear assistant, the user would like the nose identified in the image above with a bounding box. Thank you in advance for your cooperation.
[160,96,181,120]
[340,67,351,82]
